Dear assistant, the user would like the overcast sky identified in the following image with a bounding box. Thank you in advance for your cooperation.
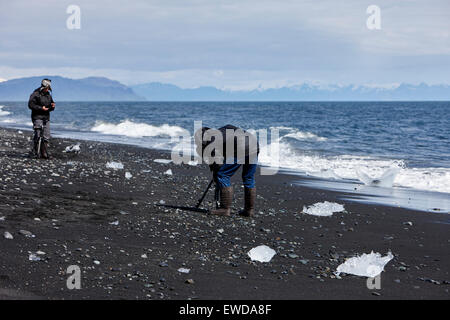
[1,0,449,89]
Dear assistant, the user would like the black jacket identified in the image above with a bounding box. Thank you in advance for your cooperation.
[28,88,55,120]
[197,124,259,169]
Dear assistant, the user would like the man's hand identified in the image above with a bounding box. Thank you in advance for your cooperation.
[51,103,55,109]
[42,106,49,111]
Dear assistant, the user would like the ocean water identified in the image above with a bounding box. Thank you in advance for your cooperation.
[1,101,449,209]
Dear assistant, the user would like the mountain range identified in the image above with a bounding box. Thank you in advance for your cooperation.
[0,76,143,101]
[1,76,449,101]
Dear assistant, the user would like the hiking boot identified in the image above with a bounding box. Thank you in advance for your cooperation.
[33,134,41,158]
[239,187,256,217]
[210,186,233,216]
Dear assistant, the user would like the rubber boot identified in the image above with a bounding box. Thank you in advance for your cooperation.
[239,187,256,217]
[210,186,233,216]
[33,131,41,158]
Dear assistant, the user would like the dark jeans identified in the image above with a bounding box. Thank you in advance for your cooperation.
[32,119,50,142]
[214,157,257,189]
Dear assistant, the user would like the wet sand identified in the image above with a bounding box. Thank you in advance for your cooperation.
[0,127,448,300]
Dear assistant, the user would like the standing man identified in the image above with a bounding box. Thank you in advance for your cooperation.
[195,124,259,217]
[28,78,55,159]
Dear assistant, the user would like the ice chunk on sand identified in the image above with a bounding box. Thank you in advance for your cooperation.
[336,251,394,278]
[164,169,173,175]
[125,172,133,179]
[28,253,41,262]
[248,245,276,262]
[357,167,400,188]
[63,144,81,153]
[154,159,172,164]
[177,268,191,274]
[4,231,13,240]
[302,201,345,217]
[106,161,124,170]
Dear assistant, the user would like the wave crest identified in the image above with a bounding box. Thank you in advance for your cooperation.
[270,126,327,141]
[0,105,11,117]
[91,120,189,138]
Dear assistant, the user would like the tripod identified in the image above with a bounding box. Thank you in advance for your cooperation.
[195,178,219,209]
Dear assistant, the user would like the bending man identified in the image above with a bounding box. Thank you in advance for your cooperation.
[195,124,259,217]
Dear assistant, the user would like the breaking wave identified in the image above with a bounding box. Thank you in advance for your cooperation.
[259,140,450,194]
[0,105,11,117]
[91,120,189,138]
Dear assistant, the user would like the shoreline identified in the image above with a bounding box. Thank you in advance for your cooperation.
[0,127,449,299]
[4,124,449,214]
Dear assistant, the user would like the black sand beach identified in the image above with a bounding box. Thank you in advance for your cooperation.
[0,127,448,300]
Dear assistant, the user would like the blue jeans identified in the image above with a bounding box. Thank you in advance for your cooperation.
[214,157,257,189]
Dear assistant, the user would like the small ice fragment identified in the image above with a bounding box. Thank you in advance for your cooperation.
[336,251,394,278]
[109,220,119,226]
[178,268,190,274]
[154,159,172,164]
[29,253,41,262]
[302,201,345,217]
[36,250,46,255]
[0,216,5,221]
[125,172,133,179]
[159,200,166,204]
[248,245,276,263]
[106,161,124,170]
[164,169,173,175]
[217,228,224,234]
[93,260,100,265]
[120,210,129,215]
[63,144,81,153]
[19,230,35,238]
[187,160,198,166]
[141,254,148,259]
[4,231,13,240]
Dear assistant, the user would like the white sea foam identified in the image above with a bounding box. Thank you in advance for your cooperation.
[91,120,188,138]
[271,126,327,141]
[259,141,450,194]
[0,105,11,117]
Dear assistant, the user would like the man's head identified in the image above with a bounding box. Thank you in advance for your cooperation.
[40,78,52,92]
